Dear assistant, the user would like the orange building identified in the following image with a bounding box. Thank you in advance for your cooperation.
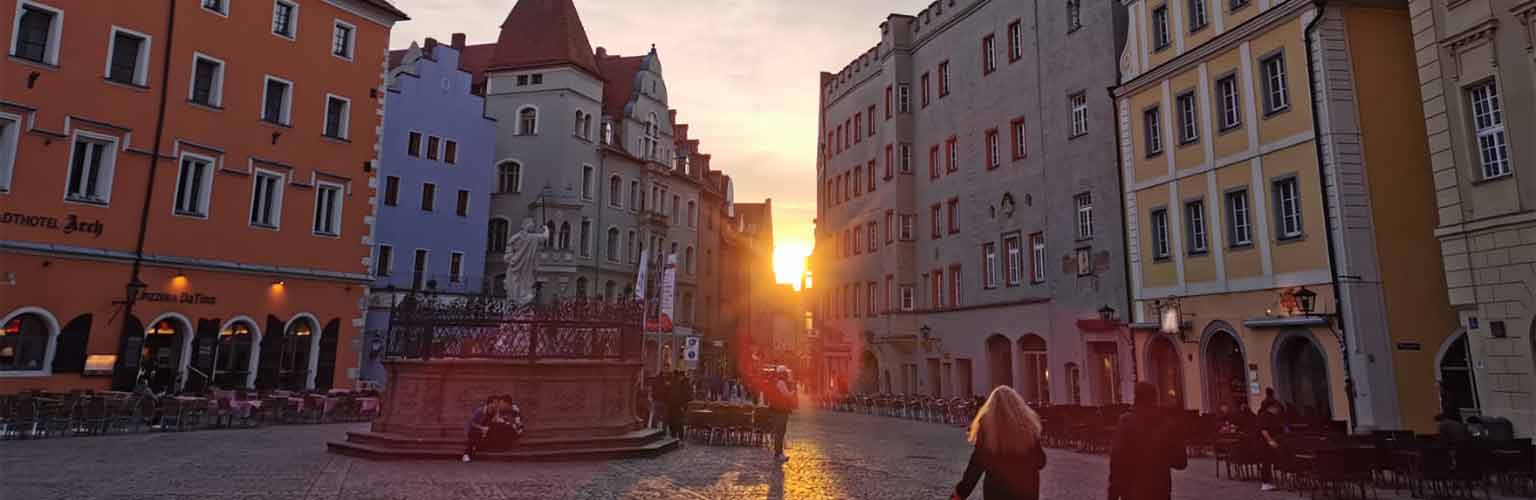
[0,0,407,394]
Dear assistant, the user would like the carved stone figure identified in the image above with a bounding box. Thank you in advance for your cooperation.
[502,218,550,305]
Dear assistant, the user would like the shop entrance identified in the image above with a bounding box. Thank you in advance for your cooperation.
[140,318,187,393]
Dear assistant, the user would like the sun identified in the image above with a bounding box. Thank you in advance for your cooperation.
[773,242,811,290]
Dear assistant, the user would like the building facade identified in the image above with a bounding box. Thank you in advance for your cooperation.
[1115,0,1452,432]
[1411,0,1536,436]
[360,37,495,385]
[811,0,1132,405]
[1,0,407,393]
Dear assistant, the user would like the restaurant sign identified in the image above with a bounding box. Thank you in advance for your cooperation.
[142,291,218,305]
[1,211,105,237]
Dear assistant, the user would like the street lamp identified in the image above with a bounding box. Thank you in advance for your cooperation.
[125,278,148,304]
[920,324,932,339]
[1293,286,1317,315]
[1097,305,1118,322]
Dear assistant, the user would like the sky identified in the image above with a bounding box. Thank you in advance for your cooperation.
[386,0,932,288]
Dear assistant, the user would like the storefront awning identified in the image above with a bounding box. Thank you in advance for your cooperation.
[1242,316,1329,328]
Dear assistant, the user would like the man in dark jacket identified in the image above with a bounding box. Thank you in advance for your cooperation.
[1108,383,1188,500]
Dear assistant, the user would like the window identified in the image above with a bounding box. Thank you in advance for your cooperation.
[518,107,538,135]
[257,76,293,125]
[945,137,958,173]
[1070,93,1088,137]
[272,0,298,38]
[948,266,962,308]
[456,190,470,217]
[853,169,862,197]
[885,145,894,179]
[900,214,915,240]
[324,95,351,139]
[411,249,428,290]
[1274,177,1303,239]
[1068,0,1082,31]
[173,154,213,217]
[982,242,999,289]
[854,113,862,143]
[444,140,458,165]
[1261,53,1289,114]
[449,252,464,283]
[985,129,1000,169]
[0,116,17,191]
[1011,117,1028,160]
[1469,81,1511,179]
[867,222,878,252]
[1075,192,1094,239]
[332,21,355,59]
[250,170,283,228]
[1076,247,1093,276]
[488,219,509,253]
[1151,209,1171,259]
[498,162,521,193]
[383,176,400,206]
[107,28,151,86]
[867,105,876,136]
[406,132,422,157]
[1004,233,1023,286]
[1008,20,1023,62]
[578,165,595,200]
[900,286,915,311]
[420,183,436,212]
[930,204,942,239]
[884,275,894,312]
[1226,189,1253,247]
[867,161,877,191]
[899,144,913,174]
[581,220,593,257]
[65,134,117,204]
[605,227,621,262]
[921,73,931,108]
[929,145,940,179]
[608,175,624,207]
[897,84,911,113]
[12,1,61,65]
[947,198,960,234]
[1030,233,1046,283]
[938,61,951,97]
[557,222,571,251]
[425,136,440,160]
[866,283,878,316]
[1177,91,1199,143]
[930,271,944,309]
[885,86,894,119]
[982,35,997,75]
[202,0,227,15]
[375,245,393,277]
[1144,107,1163,155]
[1152,6,1170,50]
[1185,200,1207,254]
[884,210,894,243]
[190,54,226,107]
[313,182,342,236]
[1189,0,1208,31]
[1217,75,1241,130]
[1231,0,1250,11]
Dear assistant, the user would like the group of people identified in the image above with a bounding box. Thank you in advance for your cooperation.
[462,394,525,463]
[647,370,699,440]
[950,382,1189,500]
[644,368,799,461]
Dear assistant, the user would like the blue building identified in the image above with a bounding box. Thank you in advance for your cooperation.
[362,37,495,385]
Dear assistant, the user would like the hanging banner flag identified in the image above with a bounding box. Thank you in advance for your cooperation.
[634,249,649,301]
[655,253,677,333]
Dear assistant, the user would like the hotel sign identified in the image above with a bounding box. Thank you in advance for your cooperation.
[1,212,105,237]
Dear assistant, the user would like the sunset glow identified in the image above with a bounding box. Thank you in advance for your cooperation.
[774,241,811,289]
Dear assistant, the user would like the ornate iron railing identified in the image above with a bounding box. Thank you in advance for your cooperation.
[384,293,645,361]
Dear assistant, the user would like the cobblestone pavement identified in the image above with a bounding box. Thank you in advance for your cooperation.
[4,408,1527,500]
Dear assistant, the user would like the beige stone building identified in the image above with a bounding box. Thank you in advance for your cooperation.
[1411,0,1536,437]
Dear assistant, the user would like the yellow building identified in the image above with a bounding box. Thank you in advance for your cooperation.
[1114,0,1455,433]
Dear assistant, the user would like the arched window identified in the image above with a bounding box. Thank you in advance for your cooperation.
[279,318,316,391]
[609,175,623,206]
[582,114,593,140]
[606,227,620,262]
[487,219,509,253]
[558,222,572,250]
[579,219,592,257]
[518,107,538,135]
[0,313,51,372]
[685,246,695,274]
[498,161,522,193]
[574,111,584,137]
[215,320,257,388]
[544,221,557,248]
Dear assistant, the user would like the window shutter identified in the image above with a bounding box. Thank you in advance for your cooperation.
[51,314,94,373]
[315,319,341,390]
[109,315,146,390]
[256,315,286,389]
[186,318,223,393]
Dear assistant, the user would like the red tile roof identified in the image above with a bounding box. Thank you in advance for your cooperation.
[489,0,600,77]
[596,54,644,117]
[361,0,409,20]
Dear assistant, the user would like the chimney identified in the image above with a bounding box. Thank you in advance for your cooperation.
[451,33,466,50]
[595,46,607,58]
[424,37,439,52]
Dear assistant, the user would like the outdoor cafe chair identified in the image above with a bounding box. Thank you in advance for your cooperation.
[77,397,110,436]
[1,397,39,439]
[155,398,182,431]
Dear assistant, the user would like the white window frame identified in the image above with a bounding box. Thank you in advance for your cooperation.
[172,151,215,218]
[1469,80,1511,179]
[1030,233,1046,283]
[897,84,911,113]
[1189,0,1208,31]
[330,19,356,61]
[1186,200,1207,254]
[201,0,229,16]
[1152,5,1170,50]
[1151,209,1171,259]
[1144,106,1163,155]
[0,113,19,192]
[517,106,539,136]
[261,74,294,125]
[1004,234,1023,286]
[249,168,285,229]
[10,0,64,66]
[1076,192,1094,239]
[1227,189,1253,247]
[104,26,152,87]
[1178,91,1199,143]
[982,242,999,289]
[188,52,226,108]
[608,174,623,207]
[900,286,915,311]
[63,130,119,205]
[498,161,522,194]
[982,35,996,74]
[581,165,595,200]
[1218,74,1241,130]
[322,93,351,139]
[312,180,343,237]
[271,0,299,40]
[899,214,915,241]
[1071,93,1089,137]
[899,143,913,173]
[1261,53,1290,114]
[1274,177,1303,239]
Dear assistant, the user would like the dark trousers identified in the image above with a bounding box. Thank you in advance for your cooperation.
[465,423,520,457]
[769,409,789,456]
[666,408,685,438]
[465,428,487,457]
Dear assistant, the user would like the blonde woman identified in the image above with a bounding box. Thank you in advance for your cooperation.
[952,386,1047,500]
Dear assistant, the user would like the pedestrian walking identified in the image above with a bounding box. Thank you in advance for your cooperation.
[951,386,1047,500]
[1107,383,1188,500]
[649,374,669,430]
[666,371,691,440]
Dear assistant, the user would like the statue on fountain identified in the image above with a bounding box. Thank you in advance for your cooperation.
[502,218,550,305]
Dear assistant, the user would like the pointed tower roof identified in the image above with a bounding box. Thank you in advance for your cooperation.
[489,0,601,78]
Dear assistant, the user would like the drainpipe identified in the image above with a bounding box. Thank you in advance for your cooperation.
[1302,0,1359,432]
[113,0,177,391]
